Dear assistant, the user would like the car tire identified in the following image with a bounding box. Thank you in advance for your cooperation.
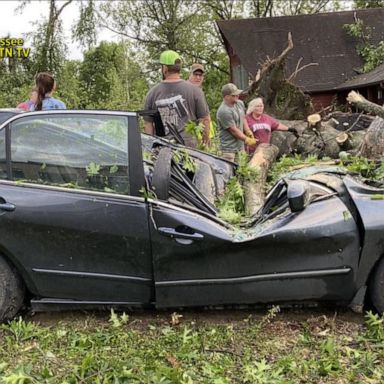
[369,257,384,313]
[0,256,25,321]
[152,147,172,200]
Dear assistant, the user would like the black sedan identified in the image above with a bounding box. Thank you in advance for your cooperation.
[0,110,383,321]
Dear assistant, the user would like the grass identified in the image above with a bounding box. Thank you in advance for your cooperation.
[0,308,383,383]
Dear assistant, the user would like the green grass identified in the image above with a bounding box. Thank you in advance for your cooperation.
[0,308,383,383]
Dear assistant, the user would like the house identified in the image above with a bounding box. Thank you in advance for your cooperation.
[217,8,384,111]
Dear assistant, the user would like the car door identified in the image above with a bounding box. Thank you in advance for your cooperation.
[0,112,153,305]
[151,178,360,308]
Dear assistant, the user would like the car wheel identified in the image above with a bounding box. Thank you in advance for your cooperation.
[369,257,384,313]
[152,147,172,200]
[0,256,25,321]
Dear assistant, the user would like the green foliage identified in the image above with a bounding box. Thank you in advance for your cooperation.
[173,150,197,173]
[56,60,83,109]
[217,151,262,224]
[344,18,384,73]
[0,310,384,382]
[217,176,245,224]
[185,120,204,146]
[72,0,98,49]
[79,41,148,110]
[85,162,100,176]
[268,154,319,187]
[139,186,157,200]
[340,156,378,179]
[364,311,384,341]
[236,151,259,182]
[354,0,384,8]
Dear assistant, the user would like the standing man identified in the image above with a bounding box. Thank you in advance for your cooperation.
[216,83,256,162]
[188,63,215,142]
[188,63,205,87]
[143,50,210,148]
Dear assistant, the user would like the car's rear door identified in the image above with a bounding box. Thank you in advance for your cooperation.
[0,112,153,306]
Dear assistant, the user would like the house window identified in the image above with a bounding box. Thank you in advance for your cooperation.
[233,64,250,90]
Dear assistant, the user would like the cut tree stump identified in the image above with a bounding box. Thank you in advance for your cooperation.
[244,143,279,216]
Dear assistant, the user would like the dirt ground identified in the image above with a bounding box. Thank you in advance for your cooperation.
[26,305,365,330]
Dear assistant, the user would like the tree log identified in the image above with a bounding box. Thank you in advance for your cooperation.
[347,91,384,119]
[244,143,279,216]
[358,116,384,159]
[324,111,374,131]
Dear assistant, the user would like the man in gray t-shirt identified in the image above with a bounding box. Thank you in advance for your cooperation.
[216,83,256,162]
[143,50,210,148]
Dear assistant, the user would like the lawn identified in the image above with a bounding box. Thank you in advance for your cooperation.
[0,307,383,383]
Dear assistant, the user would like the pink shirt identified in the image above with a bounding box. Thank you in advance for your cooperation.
[245,113,279,153]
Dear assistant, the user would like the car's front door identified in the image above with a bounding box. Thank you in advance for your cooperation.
[151,180,360,308]
[0,112,153,305]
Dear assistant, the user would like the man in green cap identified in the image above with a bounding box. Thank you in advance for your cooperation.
[143,50,210,148]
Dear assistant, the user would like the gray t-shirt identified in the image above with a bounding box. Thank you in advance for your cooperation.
[216,100,245,152]
[143,80,209,135]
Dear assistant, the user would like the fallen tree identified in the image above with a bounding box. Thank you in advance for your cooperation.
[244,32,313,120]
[347,91,384,119]
[244,143,279,216]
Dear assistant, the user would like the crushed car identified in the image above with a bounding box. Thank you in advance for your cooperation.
[0,109,383,321]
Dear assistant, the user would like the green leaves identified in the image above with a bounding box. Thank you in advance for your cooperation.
[0,311,384,382]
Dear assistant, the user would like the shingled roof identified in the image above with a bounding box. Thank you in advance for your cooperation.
[335,62,384,90]
[217,8,384,93]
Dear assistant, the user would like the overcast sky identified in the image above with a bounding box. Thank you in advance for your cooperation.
[0,0,117,60]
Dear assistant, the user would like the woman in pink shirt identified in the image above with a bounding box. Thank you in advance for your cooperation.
[245,97,293,154]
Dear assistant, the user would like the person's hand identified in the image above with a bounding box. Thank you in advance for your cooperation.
[245,136,257,146]
[288,127,300,138]
[245,130,254,138]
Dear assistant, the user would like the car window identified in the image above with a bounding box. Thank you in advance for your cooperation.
[9,114,130,194]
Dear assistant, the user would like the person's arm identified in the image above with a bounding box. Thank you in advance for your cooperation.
[200,115,210,146]
[276,121,300,137]
[194,87,211,145]
[277,122,289,131]
[144,120,155,135]
[243,117,254,137]
[228,125,256,145]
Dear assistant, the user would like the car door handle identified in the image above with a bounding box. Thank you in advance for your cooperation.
[0,202,15,212]
[158,227,204,241]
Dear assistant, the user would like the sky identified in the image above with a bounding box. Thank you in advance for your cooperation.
[0,0,117,60]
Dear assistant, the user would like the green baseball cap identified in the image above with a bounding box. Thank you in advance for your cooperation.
[159,50,181,65]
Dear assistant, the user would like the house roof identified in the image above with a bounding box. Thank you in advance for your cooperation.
[335,62,384,90]
[217,8,384,93]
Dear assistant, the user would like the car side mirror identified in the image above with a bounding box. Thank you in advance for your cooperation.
[287,180,309,212]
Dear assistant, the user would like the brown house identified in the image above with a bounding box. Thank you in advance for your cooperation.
[217,8,384,111]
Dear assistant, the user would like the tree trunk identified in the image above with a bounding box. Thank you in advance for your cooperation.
[358,116,384,159]
[347,91,384,119]
[244,143,279,216]
[324,111,374,131]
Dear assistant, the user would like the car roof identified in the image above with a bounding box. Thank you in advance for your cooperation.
[0,109,138,129]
